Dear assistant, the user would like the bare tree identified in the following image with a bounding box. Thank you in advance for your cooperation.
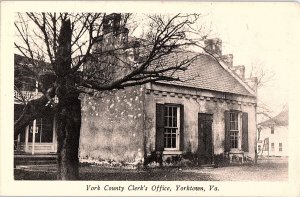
[249,63,276,120]
[247,61,276,163]
[249,62,275,87]
[14,12,209,180]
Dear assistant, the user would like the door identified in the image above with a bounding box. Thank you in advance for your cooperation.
[198,113,213,165]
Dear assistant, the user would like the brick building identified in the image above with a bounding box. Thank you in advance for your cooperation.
[78,14,258,166]
[14,14,258,166]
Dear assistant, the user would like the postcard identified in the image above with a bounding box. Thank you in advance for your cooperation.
[1,1,299,196]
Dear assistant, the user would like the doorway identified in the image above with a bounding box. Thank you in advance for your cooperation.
[198,113,213,165]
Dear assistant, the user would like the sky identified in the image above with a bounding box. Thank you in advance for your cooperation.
[197,2,299,118]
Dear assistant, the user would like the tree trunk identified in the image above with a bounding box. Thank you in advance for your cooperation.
[56,97,81,180]
[54,18,80,180]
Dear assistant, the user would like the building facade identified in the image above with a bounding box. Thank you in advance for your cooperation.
[257,107,288,157]
[79,60,257,166]
[79,14,257,166]
[14,54,58,155]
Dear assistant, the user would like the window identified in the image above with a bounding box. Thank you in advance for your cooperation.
[164,105,180,150]
[279,143,283,152]
[271,143,275,152]
[156,104,183,152]
[263,138,269,151]
[229,112,239,149]
[263,144,268,151]
[271,126,274,134]
[225,111,248,152]
[258,145,261,152]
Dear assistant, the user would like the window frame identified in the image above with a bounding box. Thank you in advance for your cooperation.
[263,138,269,151]
[163,105,180,151]
[271,126,275,134]
[229,111,239,149]
[271,142,275,152]
[279,143,283,152]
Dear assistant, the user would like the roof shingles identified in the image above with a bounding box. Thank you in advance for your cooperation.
[157,52,254,97]
[259,108,289,127]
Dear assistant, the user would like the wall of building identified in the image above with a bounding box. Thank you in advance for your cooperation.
[79,14,146,163]
[78,81,257,166]
[79,86,145,162]
[257,126,288,157]
[144,83,257,162]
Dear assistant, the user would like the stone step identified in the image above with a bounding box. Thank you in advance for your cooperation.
[14,153,57,166]
[15,160,57,166]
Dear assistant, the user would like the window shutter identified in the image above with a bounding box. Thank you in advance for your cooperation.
[180,104,184,151]
[224,111,230,152]
[242,112,249,152]
[155,103,165,151]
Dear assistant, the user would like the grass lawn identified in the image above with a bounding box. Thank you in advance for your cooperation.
[14,167,215,181]
[14,158,288,181]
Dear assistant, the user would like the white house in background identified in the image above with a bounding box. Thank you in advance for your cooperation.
[14,54,58,155]
[257,106,288,157]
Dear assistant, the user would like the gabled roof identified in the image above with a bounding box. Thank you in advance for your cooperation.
[94,33,256,97]
[259,107,289,127]
[155,51,255,97]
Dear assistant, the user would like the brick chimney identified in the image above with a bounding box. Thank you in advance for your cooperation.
[231,65,245,80]
[103,13,122,35]
[245,77,258,93]
[92,13,129,53]
[220,54,233,67]
[204,38,222,56]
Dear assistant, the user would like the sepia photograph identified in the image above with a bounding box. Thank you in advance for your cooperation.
[1,1,299,196]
